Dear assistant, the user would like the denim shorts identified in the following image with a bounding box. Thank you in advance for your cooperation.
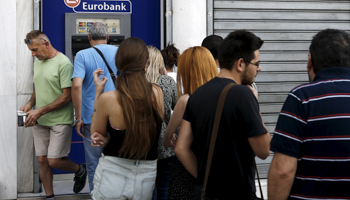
[92,154,157,200]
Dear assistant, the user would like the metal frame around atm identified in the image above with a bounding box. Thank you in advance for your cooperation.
[65,13,131,63]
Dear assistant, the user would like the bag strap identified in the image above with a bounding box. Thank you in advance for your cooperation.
[201,82,236,199]
[93,47,116,82]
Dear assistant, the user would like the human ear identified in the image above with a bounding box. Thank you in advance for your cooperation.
[307,53,316,82]
[44,41,49,48]
[307,53,313,72]
[236,58,245,72]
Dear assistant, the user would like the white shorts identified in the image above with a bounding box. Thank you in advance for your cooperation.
[92,154,157,200]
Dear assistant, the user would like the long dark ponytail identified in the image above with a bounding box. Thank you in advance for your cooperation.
[115,37,162,159]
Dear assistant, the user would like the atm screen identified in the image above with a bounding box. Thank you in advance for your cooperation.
[76,18,121,34]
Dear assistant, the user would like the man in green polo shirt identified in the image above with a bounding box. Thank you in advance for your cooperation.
[20,30,87,200]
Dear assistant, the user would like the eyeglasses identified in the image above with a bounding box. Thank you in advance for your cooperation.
[24,38,46,45]
[244,60,260,67]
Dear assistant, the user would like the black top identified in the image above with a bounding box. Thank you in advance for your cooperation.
[103,108,162,160]
[183,77,267,199]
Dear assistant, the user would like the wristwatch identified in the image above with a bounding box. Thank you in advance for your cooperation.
[75,118,83,123]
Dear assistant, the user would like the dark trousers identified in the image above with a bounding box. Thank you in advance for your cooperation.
[152,156,175,200]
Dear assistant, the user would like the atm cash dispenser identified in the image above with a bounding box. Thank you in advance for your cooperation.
[65,13,131,63]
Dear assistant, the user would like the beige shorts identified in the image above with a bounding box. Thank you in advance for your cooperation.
[32,124,72,159]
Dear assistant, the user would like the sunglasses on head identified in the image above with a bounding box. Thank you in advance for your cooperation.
[24,38,46,45]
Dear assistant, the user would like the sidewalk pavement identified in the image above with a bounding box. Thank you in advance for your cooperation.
[256,179,267,199]
[18,177,268,199]
[18,175,90,200]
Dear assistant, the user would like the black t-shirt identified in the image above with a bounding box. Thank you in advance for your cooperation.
[183,77,267,199]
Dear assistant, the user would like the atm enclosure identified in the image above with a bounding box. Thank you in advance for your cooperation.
[65,13,131,63]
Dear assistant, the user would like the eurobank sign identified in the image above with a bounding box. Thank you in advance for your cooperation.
[65,0,132,13]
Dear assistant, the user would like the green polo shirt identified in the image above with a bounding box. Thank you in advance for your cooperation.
[33,53,74,126]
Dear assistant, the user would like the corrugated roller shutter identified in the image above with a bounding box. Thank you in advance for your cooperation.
[211,0,350,178]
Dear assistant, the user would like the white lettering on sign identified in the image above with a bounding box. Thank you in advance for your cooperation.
[67,0,78,3]
[82,2,127,11]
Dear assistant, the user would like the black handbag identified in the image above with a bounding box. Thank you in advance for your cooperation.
[192,83,264,200]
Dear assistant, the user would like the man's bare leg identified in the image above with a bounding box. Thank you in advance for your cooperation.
[37,156,54,196]
[48,157,80,172]
[48,157,87,194]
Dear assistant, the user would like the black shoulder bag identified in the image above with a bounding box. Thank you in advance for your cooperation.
[192,83,264,200]
[93,47,116,82]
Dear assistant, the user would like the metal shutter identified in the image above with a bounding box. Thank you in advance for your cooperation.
[209,0,350,178]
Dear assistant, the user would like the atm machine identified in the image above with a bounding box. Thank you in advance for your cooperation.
[40,0,162,175]
[65,13,131,63]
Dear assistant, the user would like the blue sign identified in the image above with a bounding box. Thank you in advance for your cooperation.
[73,0,132,13]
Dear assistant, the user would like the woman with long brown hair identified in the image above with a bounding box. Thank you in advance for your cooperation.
[90,37,164,200]
[163,46,218,199]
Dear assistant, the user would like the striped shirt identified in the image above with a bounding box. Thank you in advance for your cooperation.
[271,67,350,200]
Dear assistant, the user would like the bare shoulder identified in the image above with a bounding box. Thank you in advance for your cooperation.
[98,90,117,101]
[179,94,190,104]
[97,90,119,110]
[177,94,190,112]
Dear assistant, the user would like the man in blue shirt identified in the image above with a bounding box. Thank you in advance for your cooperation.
[268,29,350,199]
[71,22,118,193]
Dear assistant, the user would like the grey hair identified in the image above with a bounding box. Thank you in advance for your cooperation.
[25,30,51,44]
[88,22,108,40]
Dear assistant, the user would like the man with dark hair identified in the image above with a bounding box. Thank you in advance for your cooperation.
[71,22,118,193]
[201,35,223,68]
[161,43,180,82]
[175,30,271,199]
[268,29,350,199]
[21,30,87,200]
[202,34,260,95]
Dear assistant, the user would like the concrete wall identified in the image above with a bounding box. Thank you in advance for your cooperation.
[17,0,35,193]
[0,0,18,199]
[172,0,207,53]
[0,0,35,199]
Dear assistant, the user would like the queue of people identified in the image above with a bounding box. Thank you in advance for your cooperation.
[21,24,350,200]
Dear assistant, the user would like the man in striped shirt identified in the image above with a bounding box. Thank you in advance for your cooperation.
[268,29,350,200]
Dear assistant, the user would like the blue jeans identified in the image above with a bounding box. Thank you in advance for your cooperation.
[152,156,174,200]
[83,124,104,192]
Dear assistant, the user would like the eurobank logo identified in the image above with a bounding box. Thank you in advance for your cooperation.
[64,0,81,8]
[65,0,132,13]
